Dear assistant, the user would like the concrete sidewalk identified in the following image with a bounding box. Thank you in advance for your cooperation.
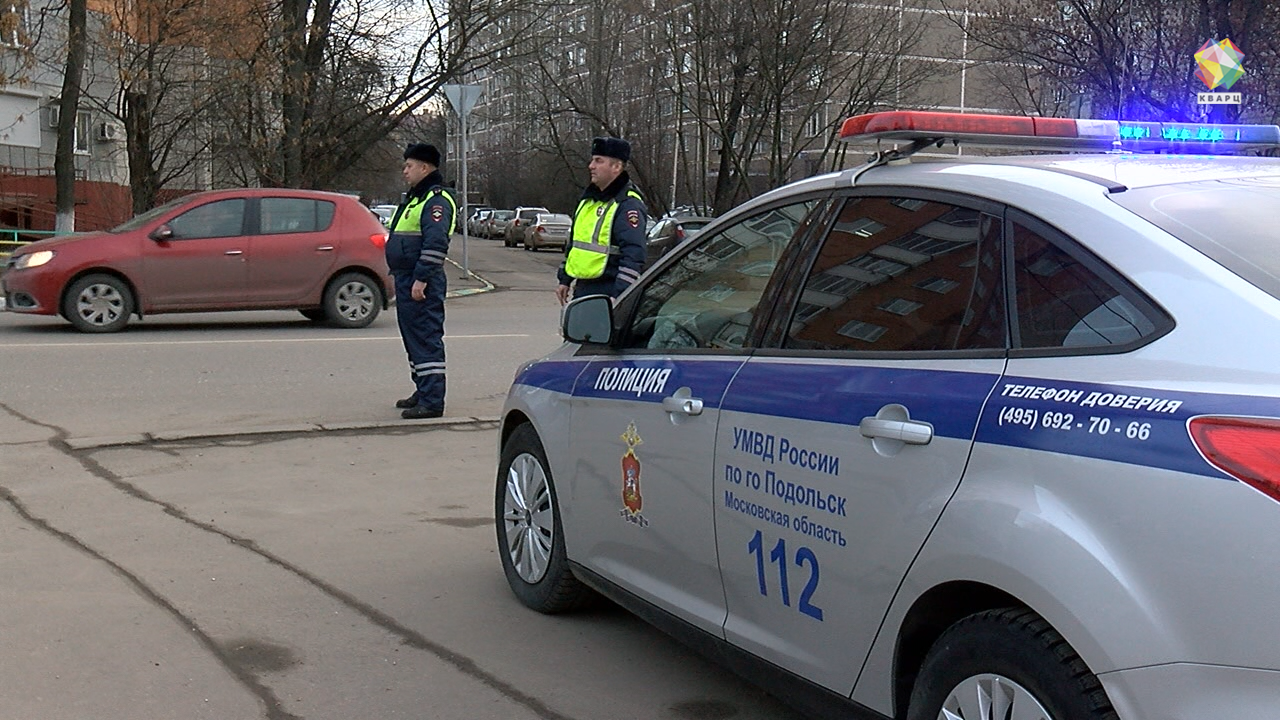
[443,233,499,298]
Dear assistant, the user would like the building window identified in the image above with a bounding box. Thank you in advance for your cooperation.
[75,111,91,154]
[878,298,923,316]
[837,320,887,343]
[806,108,825,137]
[0,2,27,47]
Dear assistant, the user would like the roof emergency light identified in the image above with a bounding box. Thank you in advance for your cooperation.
[839,110,1280,153]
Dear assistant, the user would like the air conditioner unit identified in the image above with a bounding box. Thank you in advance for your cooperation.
[46,106,59,128]
[96,122,120,142]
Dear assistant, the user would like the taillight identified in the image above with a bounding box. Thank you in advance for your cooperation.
[1189,416,1280,503]
[676,227,685,240]
[370,232,387,249]
[534,225,544,233]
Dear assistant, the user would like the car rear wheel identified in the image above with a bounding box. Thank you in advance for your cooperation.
[322,272,381,329]
[63,274,134,333]
[495,423,593,613]
[906,608,1118,720]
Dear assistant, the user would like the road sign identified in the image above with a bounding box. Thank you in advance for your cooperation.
[442,84,484,276]
[442,84,483,118]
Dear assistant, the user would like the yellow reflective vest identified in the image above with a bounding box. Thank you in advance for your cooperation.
[391,188,456,236]
[564,189,644,280]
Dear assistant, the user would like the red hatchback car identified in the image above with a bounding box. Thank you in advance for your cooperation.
[1,189,393,332]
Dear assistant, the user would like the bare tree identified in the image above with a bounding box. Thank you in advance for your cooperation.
[211,0,554,190]
[86,0,243,213]
[951,0,1280,122]
[651,0,928,213]
[54,0,86,232]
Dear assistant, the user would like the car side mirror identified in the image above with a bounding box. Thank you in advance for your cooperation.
[562,294,614,345]
[148,224,174,242]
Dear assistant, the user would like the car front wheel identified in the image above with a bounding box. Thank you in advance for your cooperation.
[322,272,381,329]
[907,608,1118,720]
[63,273,134,333]
[495,423,593,613]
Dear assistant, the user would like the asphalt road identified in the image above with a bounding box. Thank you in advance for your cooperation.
[0,239,804,720]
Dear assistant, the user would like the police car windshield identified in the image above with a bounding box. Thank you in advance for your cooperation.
[1111,177,1280,301]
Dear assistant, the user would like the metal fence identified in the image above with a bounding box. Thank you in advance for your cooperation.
[0,229,58,260]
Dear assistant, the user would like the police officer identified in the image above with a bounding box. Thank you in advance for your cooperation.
[387,143,455,419]
[555,137,647,305]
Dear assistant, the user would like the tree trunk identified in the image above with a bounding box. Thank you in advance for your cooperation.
[55,0,88,233]
[124,89,159,215]
[278,0,308,187]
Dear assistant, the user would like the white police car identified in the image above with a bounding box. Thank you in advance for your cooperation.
[494,111,1280,720]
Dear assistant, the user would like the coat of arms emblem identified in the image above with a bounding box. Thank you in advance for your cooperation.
[620,422,648,527]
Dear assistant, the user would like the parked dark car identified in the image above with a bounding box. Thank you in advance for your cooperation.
[523,213,572,251]
[644,215,714,266]
[504,206,549,247]
[1,188,392,332]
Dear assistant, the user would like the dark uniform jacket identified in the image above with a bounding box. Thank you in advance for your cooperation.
[386,171,454,282]
[557,171,648,297]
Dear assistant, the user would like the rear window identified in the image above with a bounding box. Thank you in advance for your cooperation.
[1111,177,1280,299]
[539,214,571,224]
[260,198,336,234]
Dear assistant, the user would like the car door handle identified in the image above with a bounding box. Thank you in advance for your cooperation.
[859,417,933,445]
[224,250,243,256]
[662,387,703,416]
[316,245,334,251]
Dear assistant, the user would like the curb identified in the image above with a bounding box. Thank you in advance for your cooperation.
[444,256,496,298]
[64,415,502,451]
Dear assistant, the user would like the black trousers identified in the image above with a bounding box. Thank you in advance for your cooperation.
[394,269,447,409]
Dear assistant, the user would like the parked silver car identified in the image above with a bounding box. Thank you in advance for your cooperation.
[522,212,572,251]
[495,111,1280,720]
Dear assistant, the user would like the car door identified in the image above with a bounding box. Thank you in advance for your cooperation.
[248,197,339,303]
[142,197,250,309]
[713,192,1009,692]
[565,197,827,635]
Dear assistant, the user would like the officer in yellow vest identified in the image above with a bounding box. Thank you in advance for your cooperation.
[555,137,647,305]
[386,143,455,419]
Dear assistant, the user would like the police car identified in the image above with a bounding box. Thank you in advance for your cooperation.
[494,111,1280,720]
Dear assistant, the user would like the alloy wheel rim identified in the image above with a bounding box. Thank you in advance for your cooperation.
[502,452,554,584]
[939,673,1054,720]
[76,284,124,326]
[335,282,374,320]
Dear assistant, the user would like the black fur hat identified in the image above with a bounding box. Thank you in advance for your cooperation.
[404,143,441,166]
[590,137,631,163]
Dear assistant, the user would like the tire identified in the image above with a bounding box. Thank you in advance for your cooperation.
[495,423,593,613]
[906,608,1119,720]
[62,273,134,333]
[299,308,326,322]
[322,272,382,329]
[504,234,514,248]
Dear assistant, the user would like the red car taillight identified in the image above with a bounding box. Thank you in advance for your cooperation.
[534,225,544,233]
[370,232,387,249]
[1189,416,1280,503]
